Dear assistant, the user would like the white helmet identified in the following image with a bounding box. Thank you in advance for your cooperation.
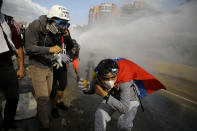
[47,5,70,21]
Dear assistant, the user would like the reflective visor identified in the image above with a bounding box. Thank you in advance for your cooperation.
[56,19,68,25]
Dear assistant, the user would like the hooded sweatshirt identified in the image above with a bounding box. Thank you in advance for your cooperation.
[25,15,55,68]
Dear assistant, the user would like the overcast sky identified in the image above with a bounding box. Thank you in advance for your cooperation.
[1,0,186,25]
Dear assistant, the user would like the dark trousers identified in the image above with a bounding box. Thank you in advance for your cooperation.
[50,64,67,98]
[0,62,19,130]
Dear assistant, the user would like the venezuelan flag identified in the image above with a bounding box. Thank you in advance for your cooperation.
[114,57,166,98]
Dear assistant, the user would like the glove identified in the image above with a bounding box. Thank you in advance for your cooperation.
[53,62,62,69]
[60,54,72,64]
[52,54,63,69]
[78,78,90,92]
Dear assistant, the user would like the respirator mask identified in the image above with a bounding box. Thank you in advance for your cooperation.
[48,19,70,35]
[103,80,116,90]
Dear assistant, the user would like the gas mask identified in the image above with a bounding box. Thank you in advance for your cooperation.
[56,19,70,34]
[47,22,58,35]
[48,19,70,35]
[103,80,115,90]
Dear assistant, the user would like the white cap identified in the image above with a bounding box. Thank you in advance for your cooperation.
[47,5,70,21]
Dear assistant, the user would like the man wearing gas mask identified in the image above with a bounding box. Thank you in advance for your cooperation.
[25,5,72,130]
[78,58,166,131]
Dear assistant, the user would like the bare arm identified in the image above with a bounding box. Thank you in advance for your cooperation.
[72,58,80,81]
[17,46,25,79]
[74,68,80,81]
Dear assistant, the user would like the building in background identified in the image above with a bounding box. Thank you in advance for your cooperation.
[88,3,120,25]
[120,1,154,19]
[88,6,99,25]
[98,3,120,20]
[88,1,155,25]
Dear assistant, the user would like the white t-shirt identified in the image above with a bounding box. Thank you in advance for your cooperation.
[0,13,16,53]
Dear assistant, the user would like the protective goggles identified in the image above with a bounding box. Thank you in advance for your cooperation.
[56,20,70,29]
[102,68,118,76]
[56,19,67,25]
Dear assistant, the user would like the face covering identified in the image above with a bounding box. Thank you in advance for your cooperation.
[48,20,70,35]
[103,80,115,90]
[56,19,70,33]
[48,22,58,35]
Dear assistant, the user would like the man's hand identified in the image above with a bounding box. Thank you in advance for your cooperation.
[49,45,62,54]
[95,84,108,97]
[17,67,25,79]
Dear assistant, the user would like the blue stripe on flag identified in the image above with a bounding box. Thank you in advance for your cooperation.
[113,57,126,63]
[135,80,148,98]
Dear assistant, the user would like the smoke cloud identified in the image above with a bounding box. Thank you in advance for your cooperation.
[1,0,48,23]
[76,1,197,69]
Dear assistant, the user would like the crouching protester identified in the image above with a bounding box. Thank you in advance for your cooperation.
[78,58,166,131]
[51,38,80,118]
[25,5,71,130]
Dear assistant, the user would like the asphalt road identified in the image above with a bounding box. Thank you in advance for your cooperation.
[58,62,197,131]
[1,56,196,131]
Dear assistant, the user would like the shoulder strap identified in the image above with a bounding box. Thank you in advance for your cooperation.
[4,15,14,31]
[0,24,18,57]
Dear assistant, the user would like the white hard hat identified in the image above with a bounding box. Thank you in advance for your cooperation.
[47,5,70,21]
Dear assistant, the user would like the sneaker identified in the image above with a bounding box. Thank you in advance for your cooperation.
[56,102,68,111]
[52,108,59,118]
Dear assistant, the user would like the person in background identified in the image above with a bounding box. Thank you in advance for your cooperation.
[50,37,80,118]
[69,39,80,82]
[0,0,24,130]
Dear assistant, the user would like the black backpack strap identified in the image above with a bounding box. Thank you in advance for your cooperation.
[132,83,144,112]
[0,24,18,57]
[4,14,14,32]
